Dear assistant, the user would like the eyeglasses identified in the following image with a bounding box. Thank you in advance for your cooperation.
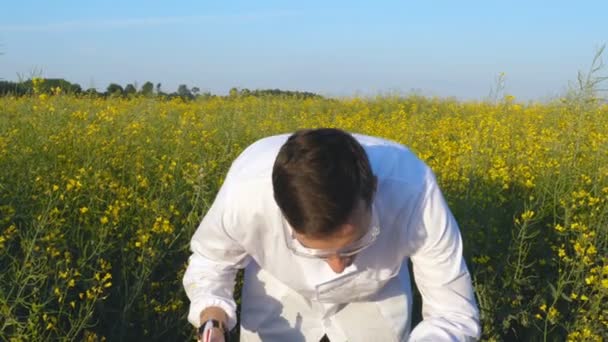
[283,206,380,260]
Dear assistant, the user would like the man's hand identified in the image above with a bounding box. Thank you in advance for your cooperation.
[200,306,228,325]
[198,306,228,342]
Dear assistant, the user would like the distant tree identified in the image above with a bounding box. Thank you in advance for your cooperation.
[141,81,154,96]
[107,83,124,96]
[229,87,239,98]
[16,78,82,95]
[156,82,162,94]
[191,87,200,96]
[124,83,137,95]
[177,84,194,100]
[70,83,82,94]
[85,88,99,96]
[245,88,321,99]
[0,80,27,96]
[32,78,73,93]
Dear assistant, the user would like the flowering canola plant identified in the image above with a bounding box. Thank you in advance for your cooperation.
[0,90,606,341]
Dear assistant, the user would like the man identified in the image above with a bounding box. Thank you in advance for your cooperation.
[183,128,480,341]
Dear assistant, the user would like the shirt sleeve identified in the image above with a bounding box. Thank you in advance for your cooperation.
[407,171,481,341]
[182,180,251,330]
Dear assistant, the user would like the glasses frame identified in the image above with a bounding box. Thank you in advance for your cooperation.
[283,206,380,260]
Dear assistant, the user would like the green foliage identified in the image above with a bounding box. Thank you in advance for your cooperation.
[106,83,124,96]
[0,78,322,101]
[229,87,322,99]
[0,93,606,341]
[124,84,137,96]
[140,82,154,97]
[177,84,193,100]
[0,79,83,96]
[0,80,29,96]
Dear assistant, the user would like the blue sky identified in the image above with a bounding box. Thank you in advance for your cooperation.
[0,0,606,100]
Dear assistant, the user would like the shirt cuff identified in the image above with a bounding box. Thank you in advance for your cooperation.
[187,296,238,331]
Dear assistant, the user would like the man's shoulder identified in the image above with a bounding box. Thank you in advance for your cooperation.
[226,133,291,182]
[354,133,431,185]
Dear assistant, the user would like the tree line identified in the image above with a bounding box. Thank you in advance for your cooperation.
[0,78,322,100]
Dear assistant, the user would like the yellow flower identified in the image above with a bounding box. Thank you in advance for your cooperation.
[100,216,109,224]
[521,210,535,221]
[585,275,596,285]
[574,242,584,256]
[548,307,559,320]
[582,328,592,337]
[79,207,89,214]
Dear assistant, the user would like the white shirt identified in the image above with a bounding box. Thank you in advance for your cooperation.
[183,132,480,341]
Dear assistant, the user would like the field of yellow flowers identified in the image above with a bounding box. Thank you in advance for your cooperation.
[0,89,607,341]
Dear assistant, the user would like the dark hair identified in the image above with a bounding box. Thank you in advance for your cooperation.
[272,128,377,238]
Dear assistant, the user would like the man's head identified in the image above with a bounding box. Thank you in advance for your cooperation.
[272,128,377,273]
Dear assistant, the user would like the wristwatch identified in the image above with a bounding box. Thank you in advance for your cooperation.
[197,319,228,342]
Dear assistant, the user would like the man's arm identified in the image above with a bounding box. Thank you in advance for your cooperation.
[182,180,251,331]
[407,171,481,341]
